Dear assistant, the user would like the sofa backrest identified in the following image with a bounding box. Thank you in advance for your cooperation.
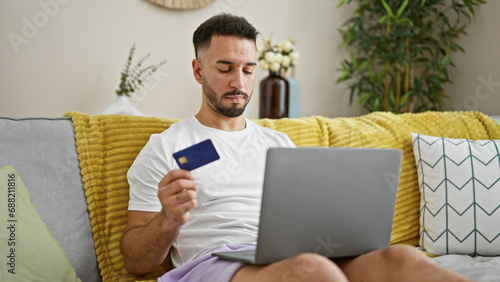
[0,117,101,282]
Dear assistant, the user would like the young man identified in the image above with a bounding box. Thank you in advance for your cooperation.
[120,13,471,282]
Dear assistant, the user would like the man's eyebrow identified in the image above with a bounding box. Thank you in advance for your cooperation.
[216,59,257,66]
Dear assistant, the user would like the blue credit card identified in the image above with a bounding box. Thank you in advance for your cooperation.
[173,139,220,171]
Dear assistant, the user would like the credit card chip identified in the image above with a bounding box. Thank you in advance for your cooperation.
[178,156,188,165]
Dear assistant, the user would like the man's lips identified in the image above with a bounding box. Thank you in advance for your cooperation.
[225,95,246,103]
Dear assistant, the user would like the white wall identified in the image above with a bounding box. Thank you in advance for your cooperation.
[443,1,500,116]
[0,0,498,119]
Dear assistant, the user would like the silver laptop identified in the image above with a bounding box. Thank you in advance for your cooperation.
[212,147,402,264]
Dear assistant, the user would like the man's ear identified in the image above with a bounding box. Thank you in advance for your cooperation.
[192,59,203,85]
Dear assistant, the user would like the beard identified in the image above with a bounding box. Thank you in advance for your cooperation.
[202,77,251,118]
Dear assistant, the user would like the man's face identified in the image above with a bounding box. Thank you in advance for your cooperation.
[194,35,257,118]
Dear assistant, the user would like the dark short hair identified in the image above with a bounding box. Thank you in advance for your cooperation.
[193,13,259,59]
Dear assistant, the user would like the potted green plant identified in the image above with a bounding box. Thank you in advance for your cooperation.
[102,44,166,115]
[336,0,486,113]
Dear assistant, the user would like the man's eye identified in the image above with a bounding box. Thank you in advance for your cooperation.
[219,69,230,73]
[244,68,255,75]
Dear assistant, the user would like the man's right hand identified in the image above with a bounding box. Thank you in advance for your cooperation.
[158,169,198,230]
[121,169,197,277]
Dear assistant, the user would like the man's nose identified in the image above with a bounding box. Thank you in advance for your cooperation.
[230,71,245,89]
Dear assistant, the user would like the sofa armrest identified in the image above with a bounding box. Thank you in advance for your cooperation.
[0,117,101,282]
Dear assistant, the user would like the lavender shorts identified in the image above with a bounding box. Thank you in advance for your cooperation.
[158,244,256,282]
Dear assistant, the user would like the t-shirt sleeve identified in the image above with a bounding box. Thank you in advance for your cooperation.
[280,132,297,148]
[127,134,174,212]
[262,126,297,149]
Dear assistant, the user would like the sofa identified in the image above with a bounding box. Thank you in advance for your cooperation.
[1,111,500,282]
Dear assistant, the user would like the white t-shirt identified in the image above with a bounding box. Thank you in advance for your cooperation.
[127,116,295,267]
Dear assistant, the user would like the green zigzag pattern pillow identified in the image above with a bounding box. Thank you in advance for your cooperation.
[411,133,500,256]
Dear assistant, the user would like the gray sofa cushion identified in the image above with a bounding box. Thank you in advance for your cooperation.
[0,117,100,282]
[433,254,500,281]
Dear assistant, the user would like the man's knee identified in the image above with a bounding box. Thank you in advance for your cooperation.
[281,253,346,282]
[381,244,434,270]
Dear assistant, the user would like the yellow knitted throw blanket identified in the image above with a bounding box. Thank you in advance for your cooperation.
[63,111,500,282]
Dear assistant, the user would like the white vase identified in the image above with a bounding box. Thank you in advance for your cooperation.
[101,95,143,116]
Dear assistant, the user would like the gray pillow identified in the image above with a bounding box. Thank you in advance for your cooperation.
[0,117,100,282]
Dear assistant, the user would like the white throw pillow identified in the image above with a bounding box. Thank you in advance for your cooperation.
[411,133,500,256]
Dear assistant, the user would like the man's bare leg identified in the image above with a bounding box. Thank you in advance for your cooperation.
[232,253,349,282]
[336,245,472,282]
[232,245,472,282]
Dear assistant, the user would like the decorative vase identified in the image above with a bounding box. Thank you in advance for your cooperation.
[286,67,300,118]
[101,95,143,116]
[259,70,289,119]
[286,76,300,118]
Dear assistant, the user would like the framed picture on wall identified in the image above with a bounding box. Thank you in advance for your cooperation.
[147,0,214,10]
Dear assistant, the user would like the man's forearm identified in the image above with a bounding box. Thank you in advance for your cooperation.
[120,213,179,277]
